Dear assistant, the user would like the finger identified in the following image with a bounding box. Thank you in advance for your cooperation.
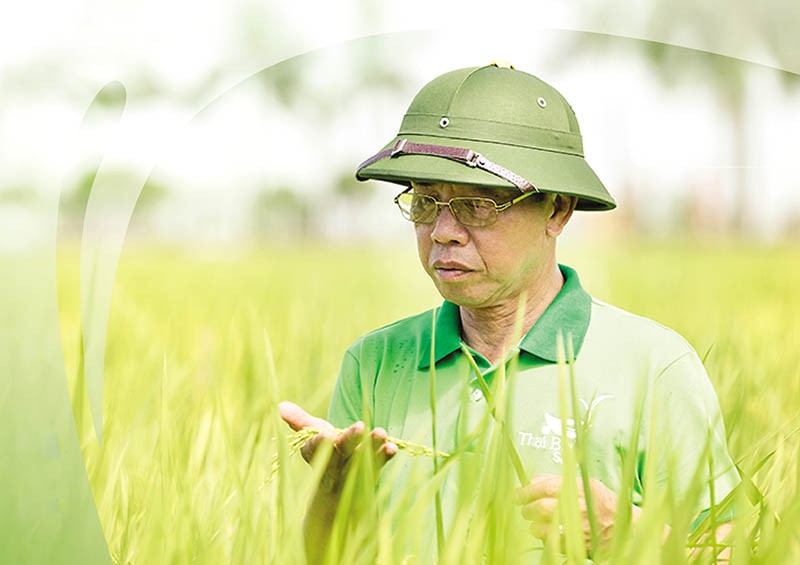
[333,421,366,457]
[278,402,338,463]
[278,401,335,434]
[530,521,567,548]
[370,428,397,465]
[529,522,551,541]
[370,426,388,442]
[515,474,562,504]
[520,497,558,522]
[300,430,337,463]
[378,441,398,461]
[369,427,390,453]
[576,477,600,502]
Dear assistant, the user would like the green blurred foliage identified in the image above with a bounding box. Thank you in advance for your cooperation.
[62,169,168,218]
[334,171,377,201]
[0,186,39,204]
[566,2,800,234]
[252,186,312,239]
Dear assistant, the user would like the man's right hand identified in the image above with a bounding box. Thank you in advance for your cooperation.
[277,401,398,493]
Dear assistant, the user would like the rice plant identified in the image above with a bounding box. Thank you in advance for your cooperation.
[53,240,800,563]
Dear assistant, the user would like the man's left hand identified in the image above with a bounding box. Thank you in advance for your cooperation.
[514,474,641,553]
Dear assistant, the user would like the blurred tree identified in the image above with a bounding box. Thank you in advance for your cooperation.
[351,0,409,93]
[570,0,800,234]
[232,2,412,229]
[60,169,168,236]
[63,169,167,213]
[334,171,377,201]
[0,186,39,205]
[252,186,312,240]
[130,176,169,224]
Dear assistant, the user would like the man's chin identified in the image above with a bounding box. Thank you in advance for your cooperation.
[434,283,489,309]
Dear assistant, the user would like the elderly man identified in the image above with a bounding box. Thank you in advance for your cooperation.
[280,63,738,561]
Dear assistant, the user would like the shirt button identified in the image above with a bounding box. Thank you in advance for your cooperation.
[471,388,483,402]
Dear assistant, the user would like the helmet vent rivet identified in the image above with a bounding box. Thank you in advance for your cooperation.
[439,117,450,128]
[537,97,547,108]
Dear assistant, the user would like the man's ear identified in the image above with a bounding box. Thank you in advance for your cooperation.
[545,194,578,237]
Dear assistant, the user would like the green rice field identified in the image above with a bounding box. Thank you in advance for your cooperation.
[52,240,800,563]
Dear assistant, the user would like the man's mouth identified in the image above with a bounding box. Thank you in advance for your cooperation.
[432,261,474,281]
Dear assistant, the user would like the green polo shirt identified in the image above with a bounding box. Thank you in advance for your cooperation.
[328,264,739,554]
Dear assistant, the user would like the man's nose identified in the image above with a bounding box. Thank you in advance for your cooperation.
[430,204,469,244]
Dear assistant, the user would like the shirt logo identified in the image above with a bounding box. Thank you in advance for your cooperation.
[541,412,577,440]
[517,395,614,464]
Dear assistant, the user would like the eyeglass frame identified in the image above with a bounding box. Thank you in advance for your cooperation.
[393,186,540,227]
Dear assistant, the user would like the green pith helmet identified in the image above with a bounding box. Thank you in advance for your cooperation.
[356,63,616,211]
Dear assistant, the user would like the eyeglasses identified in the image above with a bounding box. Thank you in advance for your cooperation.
[393,187,537,227]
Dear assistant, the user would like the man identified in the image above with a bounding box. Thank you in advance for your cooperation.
[280,63,739,561]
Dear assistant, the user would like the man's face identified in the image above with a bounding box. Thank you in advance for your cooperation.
[412,182,557,309]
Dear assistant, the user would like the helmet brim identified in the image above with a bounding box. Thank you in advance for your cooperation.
[357,134,616,211]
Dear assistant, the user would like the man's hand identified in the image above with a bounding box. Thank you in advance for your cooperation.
[278,402,399,562]
[514,474,641,553]
[278,401,398,494]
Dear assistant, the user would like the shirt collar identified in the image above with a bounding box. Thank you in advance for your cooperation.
[417,264,592,369]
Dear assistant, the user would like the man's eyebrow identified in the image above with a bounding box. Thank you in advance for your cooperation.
[474,187,515,201]
[410,182,437,195]
[410,182,513,201]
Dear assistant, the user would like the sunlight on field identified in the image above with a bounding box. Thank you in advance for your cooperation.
[56,241,800,563]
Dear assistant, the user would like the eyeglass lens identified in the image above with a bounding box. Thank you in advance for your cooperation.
[397,193,497,226]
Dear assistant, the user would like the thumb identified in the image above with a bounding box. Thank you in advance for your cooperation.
[278,401,333,433]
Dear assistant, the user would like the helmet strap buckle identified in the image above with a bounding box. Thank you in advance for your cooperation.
[391,138,408,157]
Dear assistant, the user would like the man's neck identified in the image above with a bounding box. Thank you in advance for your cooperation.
[459,264,565,365]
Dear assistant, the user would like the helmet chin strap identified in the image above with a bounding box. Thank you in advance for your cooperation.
[357,138,539,193]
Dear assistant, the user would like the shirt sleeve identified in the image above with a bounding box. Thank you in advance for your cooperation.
[327,349,369,429]
[645,347,740,521]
